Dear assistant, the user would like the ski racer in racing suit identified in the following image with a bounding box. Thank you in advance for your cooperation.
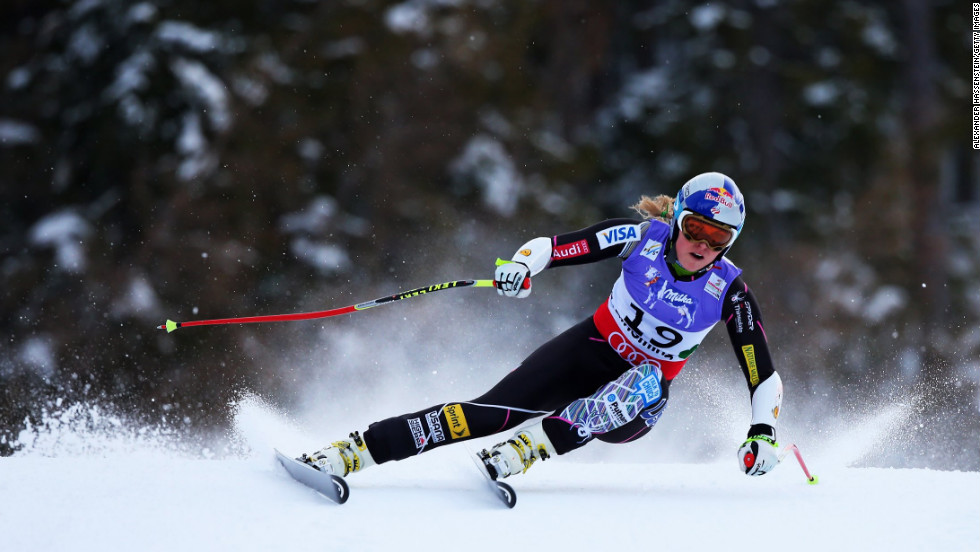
[301,172,784,480]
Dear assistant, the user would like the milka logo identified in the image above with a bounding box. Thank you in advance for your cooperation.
[645,280,697,328]
[660,288,693,305]
[596,224,639,249]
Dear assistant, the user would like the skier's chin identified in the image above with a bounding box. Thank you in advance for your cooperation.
[679,252,713,272]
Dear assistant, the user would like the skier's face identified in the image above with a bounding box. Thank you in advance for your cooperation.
[675,232,721,272]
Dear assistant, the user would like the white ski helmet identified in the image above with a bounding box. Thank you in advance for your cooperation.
[671,172,746,255]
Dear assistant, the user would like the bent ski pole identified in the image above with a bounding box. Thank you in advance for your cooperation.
[779,443,818,485]
[158,279,496,333]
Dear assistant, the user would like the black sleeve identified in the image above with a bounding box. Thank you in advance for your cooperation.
[547,218,643,269]
[721,277,776,394]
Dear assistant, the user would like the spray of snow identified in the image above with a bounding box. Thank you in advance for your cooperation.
[9,400,190,459]
[228,391,315,458]
[816,401,912,466]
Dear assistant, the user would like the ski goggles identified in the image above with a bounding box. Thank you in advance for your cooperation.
[677,210,736,251]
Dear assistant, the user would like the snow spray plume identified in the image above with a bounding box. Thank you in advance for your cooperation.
[9,399,193,458]
[228,390,313,457]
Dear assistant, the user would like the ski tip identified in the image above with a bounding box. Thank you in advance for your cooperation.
[495,481,517,508]
[331,475,351,504]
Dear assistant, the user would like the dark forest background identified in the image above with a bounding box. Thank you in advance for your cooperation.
[1,0,977,469]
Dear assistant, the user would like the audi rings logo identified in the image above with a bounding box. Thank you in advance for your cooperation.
[607,330,657,365]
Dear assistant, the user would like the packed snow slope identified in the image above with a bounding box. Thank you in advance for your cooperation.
[1,397,977,552]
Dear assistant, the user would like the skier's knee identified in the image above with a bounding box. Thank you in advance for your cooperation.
[541,416,594,455]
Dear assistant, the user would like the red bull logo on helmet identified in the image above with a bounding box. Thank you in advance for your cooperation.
[705,187,735,209]
[676,172,745,234]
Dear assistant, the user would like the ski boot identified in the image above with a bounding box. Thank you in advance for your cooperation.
[300,431,376,477]
[479,424,555,480]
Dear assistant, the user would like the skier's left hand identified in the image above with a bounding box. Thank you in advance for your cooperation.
[737,434,779,476]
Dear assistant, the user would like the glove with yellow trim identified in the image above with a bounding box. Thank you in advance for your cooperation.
[737,431,779,476]
[494,260,531,298]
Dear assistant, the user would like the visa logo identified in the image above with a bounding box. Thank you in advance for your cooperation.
[596,224,639,249]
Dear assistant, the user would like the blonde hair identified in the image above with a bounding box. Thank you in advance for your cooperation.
[631,194,675,223]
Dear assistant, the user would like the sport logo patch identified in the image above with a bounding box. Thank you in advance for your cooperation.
[705,188,735,209]
[596,224,639,249]
[408,417,426,449]
[444,403,471,439]
[640,239,663,261]
[705,273,726,300]
[742,345,759,386]
[646,280,698,329]
[631,373,662,406]
[552,239,590,260]
[604,393,629,425]
[425,410,445,444]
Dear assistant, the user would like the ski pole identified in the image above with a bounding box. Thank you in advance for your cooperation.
[779,443,819,485]
[157,279,496,333]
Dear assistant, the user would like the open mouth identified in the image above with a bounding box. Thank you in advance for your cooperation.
[691,252,704,260]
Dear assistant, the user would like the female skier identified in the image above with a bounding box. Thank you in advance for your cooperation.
[301,172,784,480]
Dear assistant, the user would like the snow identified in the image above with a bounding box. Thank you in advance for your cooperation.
[109,274,162,321]
[863,286,907,323]
[16,337,56,379]
[288,237,351,275]
[170,58,231,131]
[104,51,155,102]
[804,81,840,106]
[0,118,41,145]
[450,134,524,216]
[28,210,93,273]
[155,21,223,53]
[617,68,670,121]
[1,397,977,552]
[384,0,464,36]
[279,195,339,235]
[689,5,726,31]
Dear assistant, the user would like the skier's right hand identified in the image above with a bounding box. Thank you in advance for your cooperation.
[494,260,531,298]
[737,434,779,476]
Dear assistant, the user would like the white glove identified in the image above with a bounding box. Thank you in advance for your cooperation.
[737,435,779,476]
[494,260,531,298]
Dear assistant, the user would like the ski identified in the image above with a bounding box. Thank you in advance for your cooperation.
[469,446,517,508]
[275,446,515,507]
[490,478,517,509]
[274,449,350,504]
